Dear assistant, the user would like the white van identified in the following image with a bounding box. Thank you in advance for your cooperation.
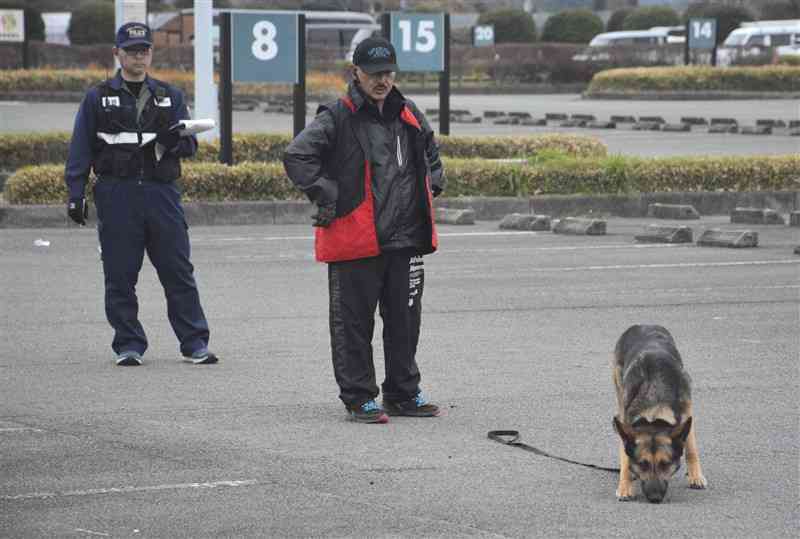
[718,20,800,65]
[179,9,380,60]
[573,26,685,62]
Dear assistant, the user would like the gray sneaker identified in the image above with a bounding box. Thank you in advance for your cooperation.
[116,351,142,366]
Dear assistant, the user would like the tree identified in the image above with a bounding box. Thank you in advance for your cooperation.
[622,6,681,31]
[477,9,537,43]
[541,9,604,44]
[606,8,632,32]
[683,2,756,44]
[759,1,800,19]
[0,1,45,41]
[67,0,115,45]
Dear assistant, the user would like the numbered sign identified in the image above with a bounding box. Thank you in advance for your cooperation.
[231,12,299,83]
[473,25,494,47]
[688,18,717,50]
[390,12,444,72]
[0,9,24,42]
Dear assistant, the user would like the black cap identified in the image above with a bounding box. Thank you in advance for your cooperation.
[352,37,398,74]
[116,22,152,48]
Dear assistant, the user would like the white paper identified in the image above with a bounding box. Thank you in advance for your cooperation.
[171,119,216,136]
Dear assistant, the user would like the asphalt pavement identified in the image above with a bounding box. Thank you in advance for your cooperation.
[1,216,798,537]
[2,95,798,157]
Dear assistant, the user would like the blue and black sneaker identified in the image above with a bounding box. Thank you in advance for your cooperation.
[346,399,389,424]
[182,348,219,365]
[383,391,441,417]
[115,351,142,366]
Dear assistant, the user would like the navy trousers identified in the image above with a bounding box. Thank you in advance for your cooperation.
[327,250,425,407]
[93,179,209,356]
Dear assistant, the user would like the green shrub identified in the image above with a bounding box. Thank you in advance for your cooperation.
[759,1,800,20]
[622,6,681,31]
[0,69,345,101]
[437,134,607,159]
[586,65,800,94]
[541,9,604,44]
[683,2,755,44]
[7,154,799,205]
[477,9,537,43]
[0,132,607,172]
[67,0,115,45]
[606,8,632,32]
[0,1,45,41]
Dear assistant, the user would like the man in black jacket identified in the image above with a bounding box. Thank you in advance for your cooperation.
[283,37,445,423]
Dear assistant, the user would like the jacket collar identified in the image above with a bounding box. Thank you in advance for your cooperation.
[109,69,156,93]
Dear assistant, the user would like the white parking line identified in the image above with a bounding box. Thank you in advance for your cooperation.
[1,479,258,501]
[525,259,800,272]
[74,529,110,537]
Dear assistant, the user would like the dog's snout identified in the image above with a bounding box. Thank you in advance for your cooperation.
[642,479,669,503]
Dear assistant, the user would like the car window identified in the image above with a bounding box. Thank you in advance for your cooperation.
[771,33,791,46]
[724,32,748,46]
[746,35,766,46]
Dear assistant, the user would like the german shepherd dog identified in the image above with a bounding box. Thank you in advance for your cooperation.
[613,325,708,502]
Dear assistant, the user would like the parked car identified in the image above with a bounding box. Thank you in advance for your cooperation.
[717,20,800,66]
[572,26,685,62]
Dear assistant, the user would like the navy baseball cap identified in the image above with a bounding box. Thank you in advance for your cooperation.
[353,37,398,74]
[116,22,152,48]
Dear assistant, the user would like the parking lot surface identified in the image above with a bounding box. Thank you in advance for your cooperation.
[1,216,798,537]
[1,94,797,157]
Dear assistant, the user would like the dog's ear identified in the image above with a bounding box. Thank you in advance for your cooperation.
[673,416,692,444]
[613,416,633,444]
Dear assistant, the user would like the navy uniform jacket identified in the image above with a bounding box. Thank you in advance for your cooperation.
[65,70,197,199]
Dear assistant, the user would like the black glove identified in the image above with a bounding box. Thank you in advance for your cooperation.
[67,197,88,225]
[312,202,336,228]
[432,185,443,198]
[156,128,181,150]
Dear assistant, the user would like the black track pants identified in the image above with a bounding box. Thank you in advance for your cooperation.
[328,250,425,407]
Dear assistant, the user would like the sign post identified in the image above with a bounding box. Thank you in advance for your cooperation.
[0,10,25,68]
[385,12,449,135]
[686,17,718,66]
[472,25,494,48]
[219,11,304,165]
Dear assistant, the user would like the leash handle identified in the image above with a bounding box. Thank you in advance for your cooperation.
[488,430,620,474]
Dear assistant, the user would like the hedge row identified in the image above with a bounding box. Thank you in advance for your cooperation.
[586,65,800,94]
[0,133,608,172]
[6,154,799,205]
[0,68,346,100]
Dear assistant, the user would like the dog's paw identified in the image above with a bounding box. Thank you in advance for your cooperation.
[616,484,635,501]
[688,474,708,489]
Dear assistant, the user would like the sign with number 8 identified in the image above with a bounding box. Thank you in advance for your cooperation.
[232,12,298,83]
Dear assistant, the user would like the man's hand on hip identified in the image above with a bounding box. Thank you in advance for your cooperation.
[312,202,336,227]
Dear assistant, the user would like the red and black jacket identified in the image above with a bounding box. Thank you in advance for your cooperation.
[283,83,444,263]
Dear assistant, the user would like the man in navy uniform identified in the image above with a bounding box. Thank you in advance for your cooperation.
[65,22,218,366]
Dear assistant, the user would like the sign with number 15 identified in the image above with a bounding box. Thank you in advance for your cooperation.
[390,12,444,72]
[232,12,299,83]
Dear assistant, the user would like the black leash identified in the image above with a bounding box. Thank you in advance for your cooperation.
[487,430,620,473]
